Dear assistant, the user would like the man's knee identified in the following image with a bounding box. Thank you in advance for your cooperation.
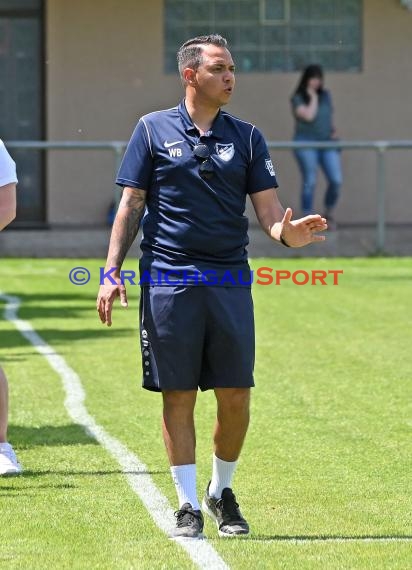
[215,388,250,415]
[162,390,197,413]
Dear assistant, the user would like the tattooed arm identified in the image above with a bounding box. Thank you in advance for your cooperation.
[97,187,146,326]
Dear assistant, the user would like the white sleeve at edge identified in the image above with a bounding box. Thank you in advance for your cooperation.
[0,140,18,186]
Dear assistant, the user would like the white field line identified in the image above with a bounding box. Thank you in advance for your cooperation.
[0,293,229,570]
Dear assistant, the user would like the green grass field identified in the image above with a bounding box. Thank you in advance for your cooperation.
[0,257,411,570]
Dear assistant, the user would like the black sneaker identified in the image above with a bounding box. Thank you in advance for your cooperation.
[202,484,249,537]
[170,503,204,539]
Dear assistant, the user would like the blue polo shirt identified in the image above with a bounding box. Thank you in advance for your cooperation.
[116,100,278,286]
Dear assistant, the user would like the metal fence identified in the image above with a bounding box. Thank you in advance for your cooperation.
[6,140,412,254]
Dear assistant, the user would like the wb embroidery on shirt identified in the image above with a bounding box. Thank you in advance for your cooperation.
[265,158,276,177]
[215,143,235,162]
[164,140,184,158]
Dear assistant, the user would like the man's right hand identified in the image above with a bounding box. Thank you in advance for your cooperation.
[96,276,128,327]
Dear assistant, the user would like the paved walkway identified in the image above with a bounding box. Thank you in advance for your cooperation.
[1,224,412,258]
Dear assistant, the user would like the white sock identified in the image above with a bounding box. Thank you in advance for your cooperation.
[170,464,200,510]
[209,454,238,499]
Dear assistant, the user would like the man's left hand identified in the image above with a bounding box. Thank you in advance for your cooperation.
[280,208,328,248]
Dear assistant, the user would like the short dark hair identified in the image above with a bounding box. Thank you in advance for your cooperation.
[177,34,228,81]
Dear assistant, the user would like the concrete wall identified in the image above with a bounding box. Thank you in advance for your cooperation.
[46,0,412,226]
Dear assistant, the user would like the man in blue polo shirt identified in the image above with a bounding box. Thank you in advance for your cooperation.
[97,34,327,539]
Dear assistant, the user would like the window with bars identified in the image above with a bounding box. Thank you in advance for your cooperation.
[164,0,362,73]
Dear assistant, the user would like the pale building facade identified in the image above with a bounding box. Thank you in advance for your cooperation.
[1,0,411,228]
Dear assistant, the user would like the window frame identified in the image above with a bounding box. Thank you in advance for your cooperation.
[164,0,363,74]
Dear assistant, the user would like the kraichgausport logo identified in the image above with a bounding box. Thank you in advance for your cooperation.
[68,266,343,286]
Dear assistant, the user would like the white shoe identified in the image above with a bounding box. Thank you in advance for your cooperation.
[0,442,22,475]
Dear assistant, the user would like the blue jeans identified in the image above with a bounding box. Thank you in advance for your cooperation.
[293,146,342,215]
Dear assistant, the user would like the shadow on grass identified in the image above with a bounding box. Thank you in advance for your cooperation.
[8,424,98,448]
[245,534,412,542]
[355,273,412,282]
[0,292,98,318]
[0,292,141,321]
[0,325,137,351]
[1,291,140,352]
[0,483,76,492]
[19,469,167,478]
[0,468,168,493]
[0,352,60,362]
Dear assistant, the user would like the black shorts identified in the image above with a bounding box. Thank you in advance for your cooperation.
[139,286,255,392]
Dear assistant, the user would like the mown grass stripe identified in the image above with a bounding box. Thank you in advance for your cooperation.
[247,537,412,543]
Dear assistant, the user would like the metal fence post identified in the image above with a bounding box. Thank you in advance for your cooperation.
[376,145,387,255]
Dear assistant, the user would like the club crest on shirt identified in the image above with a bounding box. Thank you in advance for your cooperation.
[215,143,235,162]
[265,158,276,177]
